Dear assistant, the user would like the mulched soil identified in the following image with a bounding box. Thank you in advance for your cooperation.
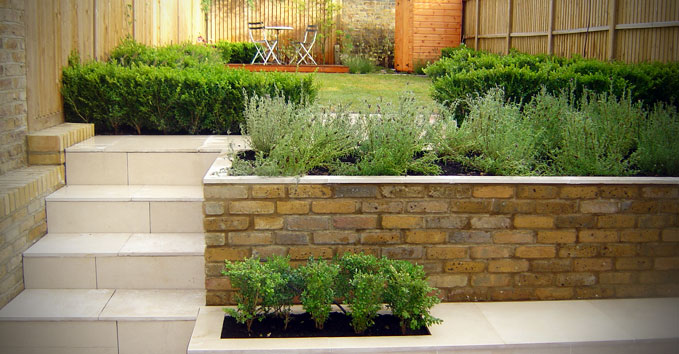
[237,150,487,176]
[221,312,431,338]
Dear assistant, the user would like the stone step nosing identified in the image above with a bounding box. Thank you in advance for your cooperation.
[23,232,206,258]
[0,289,204,322]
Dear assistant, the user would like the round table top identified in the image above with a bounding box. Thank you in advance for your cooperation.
[265,26,293,30]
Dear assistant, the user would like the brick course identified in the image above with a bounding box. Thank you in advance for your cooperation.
[0,2,26,174]
[204,182,679,305]
[0,166,63,308]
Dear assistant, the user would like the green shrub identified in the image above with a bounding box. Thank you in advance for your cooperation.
[336,94,441,176]
[222,254,442,334]
[383,260,441,334]
[298,258,339,330]
[342,54,377,74]
[231,92,441,177]
[551,91,640,176]
[231,93,357,176]
[427,45,679,115]
[435,88,539,176]
[62,52,317,135]
[222,257,287,333]
[109,37,222,68]
[215,41,258,63]
[348,272,386,333]
[435,87,679,177]
[261,255,301,329]
[632,104,679,176]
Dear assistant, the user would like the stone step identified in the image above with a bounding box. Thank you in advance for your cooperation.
[45,185,204,233]
[64,135,248,185]
[23,233,205,290]
[0,288,204,354]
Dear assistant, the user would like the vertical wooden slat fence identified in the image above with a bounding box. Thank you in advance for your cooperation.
[395,0,463,72]
[25,0,203,132]
[463,0,679,63]
[205,0,339,64]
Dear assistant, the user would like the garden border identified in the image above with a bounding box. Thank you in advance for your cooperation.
[203,157,679,305]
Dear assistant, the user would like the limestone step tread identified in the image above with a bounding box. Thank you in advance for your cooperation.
[24,233,205,257]
[45,185,203,202]
[0,289,204,322]
[66,135,248,153]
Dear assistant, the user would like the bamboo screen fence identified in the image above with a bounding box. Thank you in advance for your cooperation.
[205,0,340,64]
[463,0,679,63]
[25,0,203,132]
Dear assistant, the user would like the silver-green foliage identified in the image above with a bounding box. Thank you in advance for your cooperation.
[337,94,441,176]
[544,90,641,176]
[632,104,679,176]
[232,94,358,176]
[436,88,539,175]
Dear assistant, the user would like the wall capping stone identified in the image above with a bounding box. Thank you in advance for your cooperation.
[205,174,679,185]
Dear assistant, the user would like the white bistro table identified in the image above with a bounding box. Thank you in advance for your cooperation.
[265,26,293,64]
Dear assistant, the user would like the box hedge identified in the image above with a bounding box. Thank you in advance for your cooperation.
[62,40,316,135]
[426,45,679,113]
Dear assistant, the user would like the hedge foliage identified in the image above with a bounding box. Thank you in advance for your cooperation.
[109,38,258,67]
[62,40,316,134]
[426,45,679,114]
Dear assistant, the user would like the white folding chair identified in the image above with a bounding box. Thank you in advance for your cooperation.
[290,25,318,65]
[248,22,280,65]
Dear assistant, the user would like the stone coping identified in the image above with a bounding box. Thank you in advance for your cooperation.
[188,298,679,353]
[66,135,249,154]
[204,174,679,185]
[205,152,679,185]
[0,165,64,218]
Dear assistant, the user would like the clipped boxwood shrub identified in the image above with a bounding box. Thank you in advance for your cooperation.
[62,52,317,134]
[223,254,442,335]
[215,41,258,64]
[427,45,679,114]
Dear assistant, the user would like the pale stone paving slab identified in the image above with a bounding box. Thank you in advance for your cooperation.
[119,233,204,256]
[189,298,679,353]
[99,289,204,321]
[0,289,113,321]
[23,233,132,257]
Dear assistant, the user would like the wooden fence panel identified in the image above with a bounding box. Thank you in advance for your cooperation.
[205,0,339,64]
[25,0,203,132]
[395,0,462,71]
[464,0,679,63]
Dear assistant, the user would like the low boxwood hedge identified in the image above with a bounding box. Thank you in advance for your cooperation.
[426,45,679,114]
[62,40,316,135]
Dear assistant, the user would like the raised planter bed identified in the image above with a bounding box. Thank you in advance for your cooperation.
[203,155,679,306]
[188,298,679,353]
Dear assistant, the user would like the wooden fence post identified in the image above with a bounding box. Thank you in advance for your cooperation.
[547,0,554,55]
[607,0,617,61]
[505,0,512,54]
[475,0,480,49]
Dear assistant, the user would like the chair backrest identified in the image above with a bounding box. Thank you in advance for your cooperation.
[248,22,266,42]
[303,25,318,46]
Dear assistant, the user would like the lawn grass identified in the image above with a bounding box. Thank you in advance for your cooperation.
[311,72,434,110]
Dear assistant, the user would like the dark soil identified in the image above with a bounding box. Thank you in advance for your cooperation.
[236,150,487,176]
[221,312,431,338]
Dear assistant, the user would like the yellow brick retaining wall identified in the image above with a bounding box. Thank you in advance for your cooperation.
[203,181,679,305]
[0,166,64,308]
